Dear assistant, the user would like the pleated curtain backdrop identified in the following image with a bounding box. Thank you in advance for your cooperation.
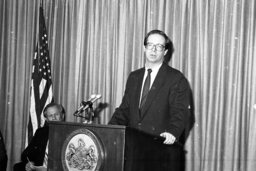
[0,0,255,170]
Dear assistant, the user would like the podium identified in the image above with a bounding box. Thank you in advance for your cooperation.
[48,121,184,171]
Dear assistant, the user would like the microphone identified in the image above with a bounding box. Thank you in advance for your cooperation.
[74,94,101,114]
[82,94,102,111]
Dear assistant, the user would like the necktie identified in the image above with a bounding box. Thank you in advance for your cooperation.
[140,69,152,109]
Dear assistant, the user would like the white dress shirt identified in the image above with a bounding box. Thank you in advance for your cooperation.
[139,63,162,104]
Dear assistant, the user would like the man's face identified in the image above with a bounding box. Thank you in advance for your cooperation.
[45,106,63,121]
[144,34,168,64]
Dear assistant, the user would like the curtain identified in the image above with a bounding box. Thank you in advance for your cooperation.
[0,0,255,170]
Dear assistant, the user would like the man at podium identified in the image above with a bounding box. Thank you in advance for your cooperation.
[14,103,65,171]
[109,30,191,170]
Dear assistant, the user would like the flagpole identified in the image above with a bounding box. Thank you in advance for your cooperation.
[40,0,43,7]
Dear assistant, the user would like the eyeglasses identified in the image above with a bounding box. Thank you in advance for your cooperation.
[145,43,165,52]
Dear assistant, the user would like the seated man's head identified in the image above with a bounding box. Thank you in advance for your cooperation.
[43,103,65,122]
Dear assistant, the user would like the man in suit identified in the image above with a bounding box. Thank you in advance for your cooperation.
[109,30,191,170]
[13,103,65,171]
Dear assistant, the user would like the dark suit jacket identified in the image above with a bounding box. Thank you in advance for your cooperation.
[0,131,7,171]
[21,126,49,166]
[109,63,190,142]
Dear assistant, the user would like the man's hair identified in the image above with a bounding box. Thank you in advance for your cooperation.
[143,29,174,63]
[43,103,66,121]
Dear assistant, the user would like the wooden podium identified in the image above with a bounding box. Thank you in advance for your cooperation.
[48,121,183,171]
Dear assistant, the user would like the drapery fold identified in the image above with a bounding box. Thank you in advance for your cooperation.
[0,0,255,170]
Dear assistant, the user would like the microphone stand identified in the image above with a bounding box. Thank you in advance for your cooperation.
[73,94,101,122]
[73,101,91,118]
[85,102,94,124]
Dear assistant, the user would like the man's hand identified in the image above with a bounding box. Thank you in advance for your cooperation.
[25,162,47,171]
[25,162,35,171]
[160,132,176,145]
[33,166,47,171]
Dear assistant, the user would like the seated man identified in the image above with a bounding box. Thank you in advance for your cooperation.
[14,103,65,171]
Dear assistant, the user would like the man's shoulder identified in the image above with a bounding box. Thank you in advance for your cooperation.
[162,63,185,76]
[34,126,49,135]
[127,68,144,80]
[130,67,144,74]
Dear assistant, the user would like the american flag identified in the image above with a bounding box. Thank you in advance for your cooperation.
[27,6,53,142]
